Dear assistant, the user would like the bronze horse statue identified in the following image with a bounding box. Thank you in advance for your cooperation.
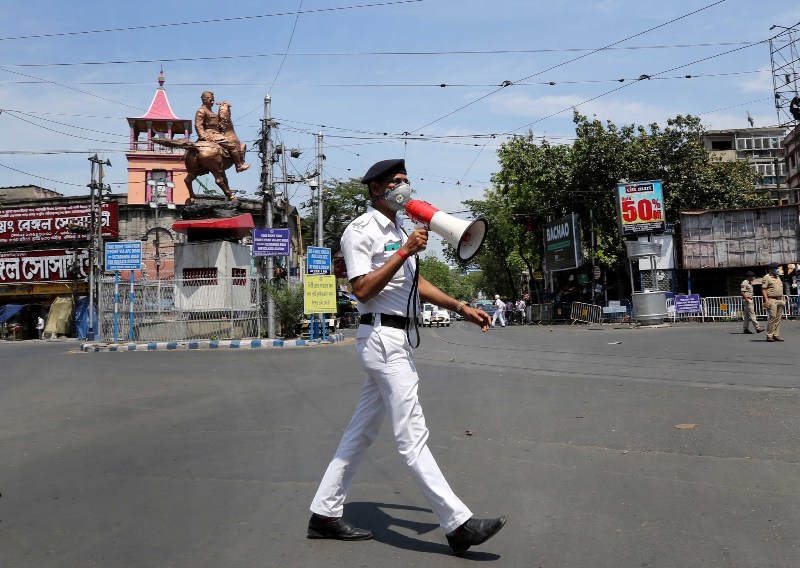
[153,101,245,204]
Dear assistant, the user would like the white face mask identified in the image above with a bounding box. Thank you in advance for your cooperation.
[373,182,412,213]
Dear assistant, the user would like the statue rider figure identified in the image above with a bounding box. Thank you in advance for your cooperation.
[195,91,250,172]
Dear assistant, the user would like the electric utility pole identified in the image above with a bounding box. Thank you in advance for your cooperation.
[260,95,276,338]
[315,132,324,247]
[87,154,111,341]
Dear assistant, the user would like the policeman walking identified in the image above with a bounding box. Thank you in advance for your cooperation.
[307,159,506,555]
[741,270,764,334]
[762,262,785,342]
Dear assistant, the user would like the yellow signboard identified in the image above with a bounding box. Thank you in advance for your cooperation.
[304,275,337,314]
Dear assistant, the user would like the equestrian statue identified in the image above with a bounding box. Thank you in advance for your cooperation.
[153,91,250,204]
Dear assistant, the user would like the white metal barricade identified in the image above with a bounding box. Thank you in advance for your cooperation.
[570,302,603,324]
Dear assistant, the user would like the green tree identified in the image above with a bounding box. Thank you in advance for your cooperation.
[473,112,767,287]
[301,178,372,255]
[265,283,305,338]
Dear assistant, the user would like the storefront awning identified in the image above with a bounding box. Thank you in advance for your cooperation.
[0,304,26,323]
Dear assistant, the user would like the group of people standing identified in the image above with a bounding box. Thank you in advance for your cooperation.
[490,295,527,327]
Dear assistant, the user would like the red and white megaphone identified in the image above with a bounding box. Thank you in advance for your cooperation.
[405,200,488,262]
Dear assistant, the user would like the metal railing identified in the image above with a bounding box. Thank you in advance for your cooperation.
[570,302,603,324]
[667,295,795,322]
[602,299,633,323]
[98,275,261,342]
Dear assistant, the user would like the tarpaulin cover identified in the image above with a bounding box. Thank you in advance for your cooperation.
[74,296,94,340]
[0,304,25,324]
[45,296,74,337]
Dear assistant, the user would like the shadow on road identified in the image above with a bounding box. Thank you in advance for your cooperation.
[345,502,502,560]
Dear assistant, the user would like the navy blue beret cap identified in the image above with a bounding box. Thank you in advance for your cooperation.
[361,159,406,184]
[769,262,780,269]
[745,270,755,276]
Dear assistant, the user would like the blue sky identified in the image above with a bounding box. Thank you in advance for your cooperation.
[1,0,799,225]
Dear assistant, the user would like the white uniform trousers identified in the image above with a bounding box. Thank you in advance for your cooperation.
[310,325,472,533]
[491,309,505,327]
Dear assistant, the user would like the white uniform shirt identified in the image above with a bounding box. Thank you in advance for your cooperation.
[341,206,417,318]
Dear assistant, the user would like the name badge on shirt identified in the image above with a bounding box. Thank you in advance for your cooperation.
[384,241,400,252]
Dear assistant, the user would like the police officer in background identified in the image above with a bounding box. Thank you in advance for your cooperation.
[741,270,764,334]
[762,262,785,342]
[307,159,506,555]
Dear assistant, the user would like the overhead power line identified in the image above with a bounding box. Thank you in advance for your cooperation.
[0,0,425,42]
[0,161,88,187]
[0,41,762,68]
[0,68,771,88]
[409,0,731,134]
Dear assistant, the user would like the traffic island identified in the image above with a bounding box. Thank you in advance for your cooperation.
[81,333,345,352]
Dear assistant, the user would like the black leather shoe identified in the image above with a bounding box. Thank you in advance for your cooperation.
[307,513,373,540]
[446,516,507,555]
[773,336,785,342]
[743,329,754,334]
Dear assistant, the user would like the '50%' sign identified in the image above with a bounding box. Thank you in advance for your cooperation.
[620,196,663,223]
[616,180,666,236]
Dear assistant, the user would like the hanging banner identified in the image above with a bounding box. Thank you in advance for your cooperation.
[615,180,666,236]
[543,213,582,272]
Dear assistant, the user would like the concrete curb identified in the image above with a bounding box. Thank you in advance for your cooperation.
[80,333,345,352]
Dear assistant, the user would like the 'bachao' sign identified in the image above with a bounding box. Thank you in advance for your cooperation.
[543,213,582,272]
[0,202,118,245]
[615,180,666,236]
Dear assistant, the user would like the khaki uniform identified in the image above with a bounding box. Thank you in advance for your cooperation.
[741,279,760,332]
[762,273,785,339]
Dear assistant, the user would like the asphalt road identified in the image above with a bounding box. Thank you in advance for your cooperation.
[1,321,799,567]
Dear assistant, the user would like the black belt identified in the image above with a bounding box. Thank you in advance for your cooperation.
[359,313,409,329]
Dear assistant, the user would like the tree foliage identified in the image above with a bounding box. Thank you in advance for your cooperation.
[418,255,480,300]
[300,178,371,255]
[461,112,767,294]
[265,283,305,338]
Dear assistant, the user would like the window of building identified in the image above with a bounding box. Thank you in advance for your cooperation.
[711,140,733,150]
[145,170,174,203]
[232,268,247,286]
[183,267,218,286]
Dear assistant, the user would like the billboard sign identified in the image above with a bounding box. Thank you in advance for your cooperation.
[543,213,582,272]
[0,249,89,284]
[0,202,118,245]
[615,180,666,236]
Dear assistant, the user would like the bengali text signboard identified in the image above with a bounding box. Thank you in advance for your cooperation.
[0,249,89,283]
[0,202,118,245]
[615,180,666,236]
[304,275,337,314]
